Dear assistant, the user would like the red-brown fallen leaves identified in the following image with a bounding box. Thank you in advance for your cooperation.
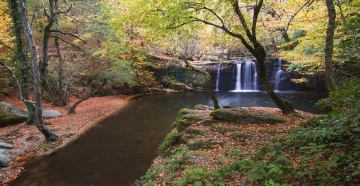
[145,107,320,185]
[0,94,132,184]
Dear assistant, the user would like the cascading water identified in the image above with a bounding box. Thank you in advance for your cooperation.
[233,60,258,92]
[274,58,283,91]
[215,63,221,91]
[235,61,242,91]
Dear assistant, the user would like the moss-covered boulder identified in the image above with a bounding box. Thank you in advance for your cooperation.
[193,104,214,110]
[210,108,247,124]
[210,108,284,124]
[172,108,203,132]
[0,102,28,127]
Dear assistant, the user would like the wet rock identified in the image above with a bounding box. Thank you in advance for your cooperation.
[0,149,11,167]
[0,142,14,149]
[9,150,22,159]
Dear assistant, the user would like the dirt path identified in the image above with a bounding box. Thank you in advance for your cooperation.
[0,94,133,184]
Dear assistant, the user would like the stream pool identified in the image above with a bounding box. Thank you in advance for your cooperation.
[11,91,326,185]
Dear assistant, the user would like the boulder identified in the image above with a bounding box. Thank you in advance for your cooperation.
[0,142,13,167]
[172,108,203,132]
[0,102,28,127]
[41,110,62,119]
[0,148,11,167]
[0,142,14,149]
[210,108,284,124]
[0,102,63,127]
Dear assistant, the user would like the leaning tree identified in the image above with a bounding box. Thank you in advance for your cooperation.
[131,0,295,114]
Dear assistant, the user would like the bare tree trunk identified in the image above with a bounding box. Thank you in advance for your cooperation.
[8,0,35,124]
[54,37,66,106]
[18,0,59,142]
[68,78,107,114]
[325,0,338,92]
[184,60,220,109]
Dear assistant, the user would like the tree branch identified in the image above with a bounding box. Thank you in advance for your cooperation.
[231,0,254,42]
[252,0,264,37]
[0,60,36,104]
[0,40,14,51]
[50,30,86,43]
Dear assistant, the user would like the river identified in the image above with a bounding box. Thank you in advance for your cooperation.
[11,91,326,185]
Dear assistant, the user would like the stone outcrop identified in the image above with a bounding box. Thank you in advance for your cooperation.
[0,142,14,167]
[0,102,63,127]
[210,107,284,124]
[0,102,28,127]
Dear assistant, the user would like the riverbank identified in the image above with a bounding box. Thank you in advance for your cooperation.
[136,106,320,185]
[0,94,133,184]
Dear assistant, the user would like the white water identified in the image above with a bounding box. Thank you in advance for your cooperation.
[233,60,258,92]
[235,61,242,91]
[215,63,221,91]
[274,58,283,91]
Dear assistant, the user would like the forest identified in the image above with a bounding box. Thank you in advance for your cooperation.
[0,0,359,185]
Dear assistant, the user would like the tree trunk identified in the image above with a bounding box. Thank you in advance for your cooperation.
[253,43,295,114]
[8,0,35,124]
[184,60,220,109]
[68,79,107,114]
[325,0,338,92]
[18,0,59,142]
[54,37,67,106]
[271,37,278,52]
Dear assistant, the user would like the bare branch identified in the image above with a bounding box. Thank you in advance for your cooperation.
[252,0,264,37]
[231,0,254,42]
[50,30,86,43]
[0,60,36,104]
[0,40,14,51]
[41,0,50,19]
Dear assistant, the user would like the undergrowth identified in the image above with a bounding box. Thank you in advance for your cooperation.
[237,81,360,185]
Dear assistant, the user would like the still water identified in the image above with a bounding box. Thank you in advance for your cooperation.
[11,91,326,186]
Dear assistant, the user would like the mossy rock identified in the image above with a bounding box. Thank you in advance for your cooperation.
[210,108,247,124]
[0,102,28,127]
[201,119,215,126]
[210,108,284,124]
[158,132,183,153]
[172,108,203,132]
[193,104,213,110]
[233,108,285,124]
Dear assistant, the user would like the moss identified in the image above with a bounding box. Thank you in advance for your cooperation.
[172,108,202,132]
[201,119,215,126]
[210,108,246,124]
[185,129,207,135]
[158,132,183,154]
[193,104,212,110]
[0,110,27,127]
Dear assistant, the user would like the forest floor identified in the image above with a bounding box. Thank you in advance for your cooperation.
[137,107,320,185]
[0,94,133,184]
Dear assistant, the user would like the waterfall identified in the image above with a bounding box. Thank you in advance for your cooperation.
[274,58,283,91]
[235,61,242,91]
[215,63,221,91]
[233,60,257,92]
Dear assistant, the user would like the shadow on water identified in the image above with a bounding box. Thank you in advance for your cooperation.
[11,91,327,186]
